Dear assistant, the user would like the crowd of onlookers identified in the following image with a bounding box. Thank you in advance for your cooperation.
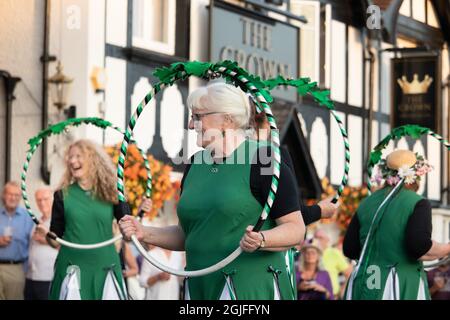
[1,181,449,300]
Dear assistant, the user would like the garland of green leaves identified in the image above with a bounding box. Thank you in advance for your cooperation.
[117,60,283,277]
[262,76,350,203]
[21,117,151,249]
[366,124,450,269]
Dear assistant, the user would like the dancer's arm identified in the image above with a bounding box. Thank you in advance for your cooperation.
[119,215,185,251]
[141,224,186,251]
[240,211,305,252]
[343,215,361,260]
[404,199,450,260]
[45,190,63,249]
[419,241,450,261]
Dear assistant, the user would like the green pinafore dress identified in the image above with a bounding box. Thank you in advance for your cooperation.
[49,183,126,300]
[345,187,430,300]
[177,139,294,300]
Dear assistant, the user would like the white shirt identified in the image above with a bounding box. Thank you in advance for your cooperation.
[139,247,183,300]
[26,219,58,281]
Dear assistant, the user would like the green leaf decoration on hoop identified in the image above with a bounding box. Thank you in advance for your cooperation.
[214,60,273,103]
[153,60,274,104]
[153,61,214,86]
[368,125,431,169]
[28,117,113,149]
[262,75,334,110]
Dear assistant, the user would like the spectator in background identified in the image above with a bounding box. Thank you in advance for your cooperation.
[427,260,450,300]
[315,229,352,299]
[296,239,334,300]
[0,181,34,300]
[139,245,183,300]
[25,187,59,300]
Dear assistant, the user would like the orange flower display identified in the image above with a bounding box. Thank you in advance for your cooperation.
[306,177,368,234]
[105,143,181,220]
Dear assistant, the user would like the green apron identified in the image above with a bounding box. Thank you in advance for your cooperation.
[177,139,294,300]
[346,187,430,300]
[49,183,125,300]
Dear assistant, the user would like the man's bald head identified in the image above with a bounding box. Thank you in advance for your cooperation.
[35,187,53,219]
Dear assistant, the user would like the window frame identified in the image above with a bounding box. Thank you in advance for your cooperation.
[132,0,177,56]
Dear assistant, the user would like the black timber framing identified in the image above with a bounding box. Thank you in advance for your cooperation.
[278,106,323,200]
[397,15,444,48]
[105,0,191,171]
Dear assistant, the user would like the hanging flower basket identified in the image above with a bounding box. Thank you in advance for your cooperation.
[105,143,180,219]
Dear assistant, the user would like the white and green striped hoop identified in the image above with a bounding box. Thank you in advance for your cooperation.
[367,124,450,268]
[262,77,350,203]
[117,60,281,277]
[21,117,151,249]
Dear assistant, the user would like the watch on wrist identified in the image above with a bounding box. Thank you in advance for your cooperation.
[259,232,266,249]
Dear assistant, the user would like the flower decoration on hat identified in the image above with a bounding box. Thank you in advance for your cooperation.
[372,150,433,187]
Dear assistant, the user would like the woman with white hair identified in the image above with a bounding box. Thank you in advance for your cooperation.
[119,82,305,300]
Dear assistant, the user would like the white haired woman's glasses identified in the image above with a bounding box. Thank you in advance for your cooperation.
[191,111,225,122]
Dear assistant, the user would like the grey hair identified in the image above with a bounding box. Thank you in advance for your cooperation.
[187,82,251,129]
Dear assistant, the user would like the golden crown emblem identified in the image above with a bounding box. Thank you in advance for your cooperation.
[397,73,433,94]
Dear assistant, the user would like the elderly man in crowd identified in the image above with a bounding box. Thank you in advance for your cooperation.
[25,187,58,300]
[0,181,34,299]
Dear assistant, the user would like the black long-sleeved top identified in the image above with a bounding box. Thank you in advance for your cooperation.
[343,199,433,261]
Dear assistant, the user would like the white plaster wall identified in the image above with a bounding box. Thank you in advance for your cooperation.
[412,140,426,195]
[131,78,156,152]
[0,0,45,206]
[348,115,362,186]
[85,0,106,143]
[104,57,127,146]
[427,136,441,200]
[106,0,127,47]
[310,117,328,179]
[187,0,210,158]
[330,111,346,185]
[379,48,393,115]
[431,209,450,243]
[160,84,185,158]
[371,120,379,150]
[330,20,346,103]
[348,27,363,107]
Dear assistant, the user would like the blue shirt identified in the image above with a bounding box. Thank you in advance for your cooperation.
[0,206,34,261]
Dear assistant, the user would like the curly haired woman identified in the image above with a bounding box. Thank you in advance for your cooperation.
[42,139,150,300]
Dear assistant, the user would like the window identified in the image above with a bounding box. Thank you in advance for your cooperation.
[132,0,176,55]
[290,1,321,83]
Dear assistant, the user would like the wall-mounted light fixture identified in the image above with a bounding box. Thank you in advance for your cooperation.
[90,66,107,94]
[48,61,73,112]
